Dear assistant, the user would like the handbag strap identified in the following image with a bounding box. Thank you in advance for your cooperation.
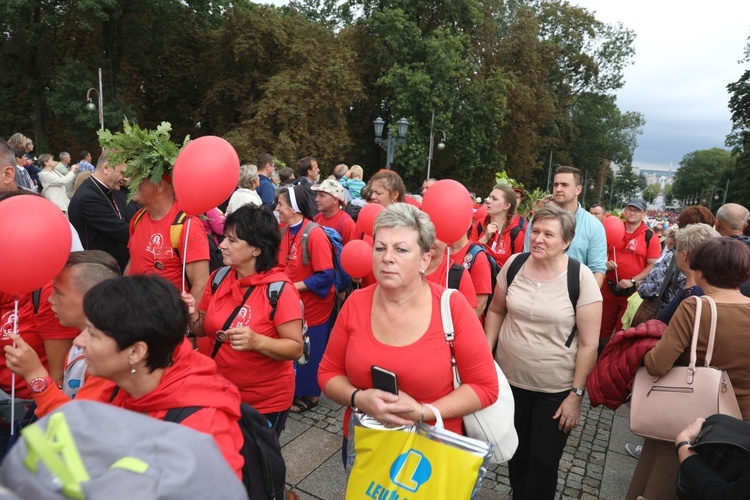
[701,295,718,367]
[440,289,462,385]
[210,285,256,359]
[688,295,718,370]
[657,252,678,301]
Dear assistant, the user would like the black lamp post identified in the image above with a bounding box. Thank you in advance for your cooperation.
[374,116,409,169]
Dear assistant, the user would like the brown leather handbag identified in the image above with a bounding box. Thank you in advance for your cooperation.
[630,295,743,442]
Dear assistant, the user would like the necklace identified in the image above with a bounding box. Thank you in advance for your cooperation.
[90,176,123,220]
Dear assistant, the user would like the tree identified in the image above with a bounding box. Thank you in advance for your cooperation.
[672,148,735,202]
[612,164,640,204]
[726,39,750,209]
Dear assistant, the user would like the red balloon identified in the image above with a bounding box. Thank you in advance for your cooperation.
[0,196,72,295]
[340,240,373,279]
[357,203,385,237]
[404,196,421,209]
[603,215,625,248]
[421,180,474,243]
[173,136,240,215]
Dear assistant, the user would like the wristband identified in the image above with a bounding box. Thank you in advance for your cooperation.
[189,311,202,327]
[675,440,692,453]
[350,389,361,412]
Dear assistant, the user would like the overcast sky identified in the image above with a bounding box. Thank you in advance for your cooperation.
[573,1,750,171]
[261,0,750,172]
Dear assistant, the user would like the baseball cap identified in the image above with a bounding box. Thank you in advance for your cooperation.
[626,198,647,211]
[312,179,346,204]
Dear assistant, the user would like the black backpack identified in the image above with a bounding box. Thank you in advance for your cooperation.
[446,262,467,290]
[505,252,581,348]
[164,404,287,499]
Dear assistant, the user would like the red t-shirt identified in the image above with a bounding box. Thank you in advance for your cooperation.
[278,219,335,326]
[318,282,498,438]
[128,204,210,290]
[1,293,48,398]
[472,215,525,268]
[426,255,478,308]
[199,268,303,413]
[313,210,360,245]
[35,281,79,340]
[606,223,661,281]
[450,242,493,295]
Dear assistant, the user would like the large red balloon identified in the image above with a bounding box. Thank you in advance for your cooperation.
[603,215,625,248]
[0,196,72,295]
[357,203,385,237]
[421,180,474,244]
[340,240,373,279]
[173,136,240,215]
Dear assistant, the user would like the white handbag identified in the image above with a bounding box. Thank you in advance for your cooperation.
[440,289,519,463]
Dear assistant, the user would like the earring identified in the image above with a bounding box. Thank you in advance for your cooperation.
[130,364,136,374]
[419,269,426,277]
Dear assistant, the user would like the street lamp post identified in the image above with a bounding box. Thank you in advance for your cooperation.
[426,110,446,180]
[85,67,104,131]
[374,116,409,169]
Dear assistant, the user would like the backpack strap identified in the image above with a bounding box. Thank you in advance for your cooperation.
[170,210,188,257]
[266,281,286,322]
[564,258,581,348]
[299,221,318,266]
[211,266,232,294]
[509,225,522,255]
[447,263,464,290]
[465,244,484,272]
[164,406,202,424]
[505,252,531,289]
[211,285,256,359]
[645,229,653,249]
[129,208,148,236]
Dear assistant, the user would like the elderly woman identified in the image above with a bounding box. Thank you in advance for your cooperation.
[277,186,335,413]
[627,237,750,500]
[318,203,498,451]
[185,204,304,435]
[473,184,525,267]
[638,205,716,302]
[75,275,244,478]
[367,170,406,207]
[484,205,602,499]
[37,153,78,213]
[226,164,262,215]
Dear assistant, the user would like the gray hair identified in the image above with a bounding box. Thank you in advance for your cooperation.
[59,152,70,160]
[373,202,435,254]
[716,203,750,231]
[675,223,719,254]
[531,205,576,247]
[238,164,259,189]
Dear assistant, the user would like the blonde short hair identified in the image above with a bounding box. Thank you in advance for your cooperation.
[350,165,364,179]
[373,203,435,254]
[675,223,719,254]
[531,205,576,247]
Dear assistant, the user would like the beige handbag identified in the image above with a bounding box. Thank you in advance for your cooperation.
[630,295,742,442]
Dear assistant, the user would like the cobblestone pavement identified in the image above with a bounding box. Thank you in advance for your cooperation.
[281,394,636,499]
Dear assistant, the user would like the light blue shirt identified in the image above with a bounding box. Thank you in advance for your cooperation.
[523,202,607,275]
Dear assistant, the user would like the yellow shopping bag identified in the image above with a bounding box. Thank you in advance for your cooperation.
[346,425,485,499]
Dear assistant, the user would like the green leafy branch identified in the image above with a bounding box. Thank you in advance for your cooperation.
[98,119,189,200]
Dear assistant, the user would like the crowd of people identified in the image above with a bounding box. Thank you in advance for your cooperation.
[2,132,750,499]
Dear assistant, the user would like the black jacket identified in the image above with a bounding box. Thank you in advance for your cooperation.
[68,176,130,271]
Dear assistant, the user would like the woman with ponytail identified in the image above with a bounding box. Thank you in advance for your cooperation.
[473,184,525,267]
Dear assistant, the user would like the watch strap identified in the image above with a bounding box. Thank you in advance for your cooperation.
[675,440,692,453]
[571,387,585,396]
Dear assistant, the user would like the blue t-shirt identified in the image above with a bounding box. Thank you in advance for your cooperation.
[257,174,275,206]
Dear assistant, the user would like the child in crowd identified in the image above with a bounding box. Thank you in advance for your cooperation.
[341,165,366,199]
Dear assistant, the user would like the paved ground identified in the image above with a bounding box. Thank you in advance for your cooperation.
[280,394,642,499]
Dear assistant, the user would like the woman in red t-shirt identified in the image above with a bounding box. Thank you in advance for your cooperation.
[473,184,525,267]
[186,204,304,435]
[318,203,498,456]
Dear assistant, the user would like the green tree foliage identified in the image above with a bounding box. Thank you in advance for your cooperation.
[726,40,750,209]
[612,164,641,203]
[672,148,735,202]
[1,0,640,199]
